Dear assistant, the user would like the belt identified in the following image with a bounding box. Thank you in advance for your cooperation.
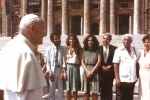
[85,64,95,66]
[55,66,60,67]
[67,63,79,66]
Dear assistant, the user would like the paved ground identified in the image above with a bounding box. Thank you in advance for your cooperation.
[43,91,139,100]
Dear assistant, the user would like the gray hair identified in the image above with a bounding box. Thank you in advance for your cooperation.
[122,34,133,41]
[19,14,42,32]
[103,33,112,40]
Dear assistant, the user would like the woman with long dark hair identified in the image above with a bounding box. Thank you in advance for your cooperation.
[63,34,82,100]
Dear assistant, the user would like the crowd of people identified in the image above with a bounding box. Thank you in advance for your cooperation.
[0,14,149,100]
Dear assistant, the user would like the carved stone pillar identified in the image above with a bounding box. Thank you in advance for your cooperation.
[47,0,54,36]
[110,0,116,34]
[22,0,28,16]
[84,0,90,35]
[41,0,47,34]
[81,16,83,35]
[62,0,68,35]
[100,0,106,34]
[2,4,9,36]
[133,0,140,34]
[129,15,133,34]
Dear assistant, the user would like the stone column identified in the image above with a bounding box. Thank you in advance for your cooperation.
[62,0,68,35]
[117,15,119,35]
[22,0,28,16]
[110,0,116,34]
[81,16,83,35]
[100,0,106,34]
[47,0,54,36]
[84,0,90,35]
[129,15,133,34]
[133,0,140,34]
[69,17,71,34]
[41,0,47,34]
[2,3,10,36]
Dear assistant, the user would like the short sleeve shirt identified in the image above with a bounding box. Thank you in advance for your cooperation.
[113,46,140,82]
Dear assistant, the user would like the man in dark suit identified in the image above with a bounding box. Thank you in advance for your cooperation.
[99,33,117,100]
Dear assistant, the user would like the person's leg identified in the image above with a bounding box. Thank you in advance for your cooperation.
[0,90,3,100]
[84,93,90,100]
[73,91,77,100]
[92,93,98,100]
[126,82,136,100]
[116,82,125,100]
[57,69,65,100]
[49,71,57,100]
[67,91,71,100]
[106,78,114,100]
[101,78,107,100]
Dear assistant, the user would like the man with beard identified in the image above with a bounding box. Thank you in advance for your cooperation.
[99,33,117,100]
[113,34,140,100]
[46,32,65,100]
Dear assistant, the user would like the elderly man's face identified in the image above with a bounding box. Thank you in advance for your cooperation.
[123,36,132,48]
[33,20,45,45]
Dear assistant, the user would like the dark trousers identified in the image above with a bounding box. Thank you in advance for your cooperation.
[116,82,136,100]
[0,90,3,100]
[101,78,114,100]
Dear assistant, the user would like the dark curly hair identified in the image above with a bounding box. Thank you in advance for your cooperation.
[142,34,150,43]
[66,33,81,54]
[83,35,99,51]
[50,32,61,43]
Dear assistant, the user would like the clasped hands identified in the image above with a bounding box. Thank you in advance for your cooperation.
[102,65,111,72]
[86,70,93,78]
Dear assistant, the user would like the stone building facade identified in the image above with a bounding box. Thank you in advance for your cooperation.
[0,0,150,36]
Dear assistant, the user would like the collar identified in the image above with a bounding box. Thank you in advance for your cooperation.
[17,34,34,50]
[120,45,132,51]
[103,45,109,49]
[144,49,150,53]
[53,44,59,49]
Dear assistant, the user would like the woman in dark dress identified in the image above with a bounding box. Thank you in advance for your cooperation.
[81,35,101,100]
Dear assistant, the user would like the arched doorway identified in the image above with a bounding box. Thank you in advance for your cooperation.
[71,16,81,35]
[91,23,99,35]
[55,24,61,34]
[118,14,129,35]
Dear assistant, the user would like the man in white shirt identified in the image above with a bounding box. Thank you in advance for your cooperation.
[0,14,48,100]
[46,32,65,100]
[113,34,140,100]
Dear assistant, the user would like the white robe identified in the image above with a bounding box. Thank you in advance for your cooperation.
[0,34,47,100]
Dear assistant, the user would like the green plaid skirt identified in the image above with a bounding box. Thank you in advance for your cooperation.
[65,64,81,92]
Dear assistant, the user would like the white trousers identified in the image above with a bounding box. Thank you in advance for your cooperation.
[49,67,64,100]
[139,69,150,100]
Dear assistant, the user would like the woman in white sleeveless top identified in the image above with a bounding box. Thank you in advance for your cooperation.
[139,34,150,100]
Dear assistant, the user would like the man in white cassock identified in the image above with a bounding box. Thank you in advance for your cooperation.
[0,14,48,100]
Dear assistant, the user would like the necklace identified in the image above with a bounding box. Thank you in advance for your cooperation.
[70,47,75,55]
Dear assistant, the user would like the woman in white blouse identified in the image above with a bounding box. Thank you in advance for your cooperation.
[63,34,82,100]
[139,34,150,100]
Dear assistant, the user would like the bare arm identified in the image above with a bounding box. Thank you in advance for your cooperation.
[91,53,101,74]
[114,63,120,86]
[41,59,45,68]
[81,53,91,77]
